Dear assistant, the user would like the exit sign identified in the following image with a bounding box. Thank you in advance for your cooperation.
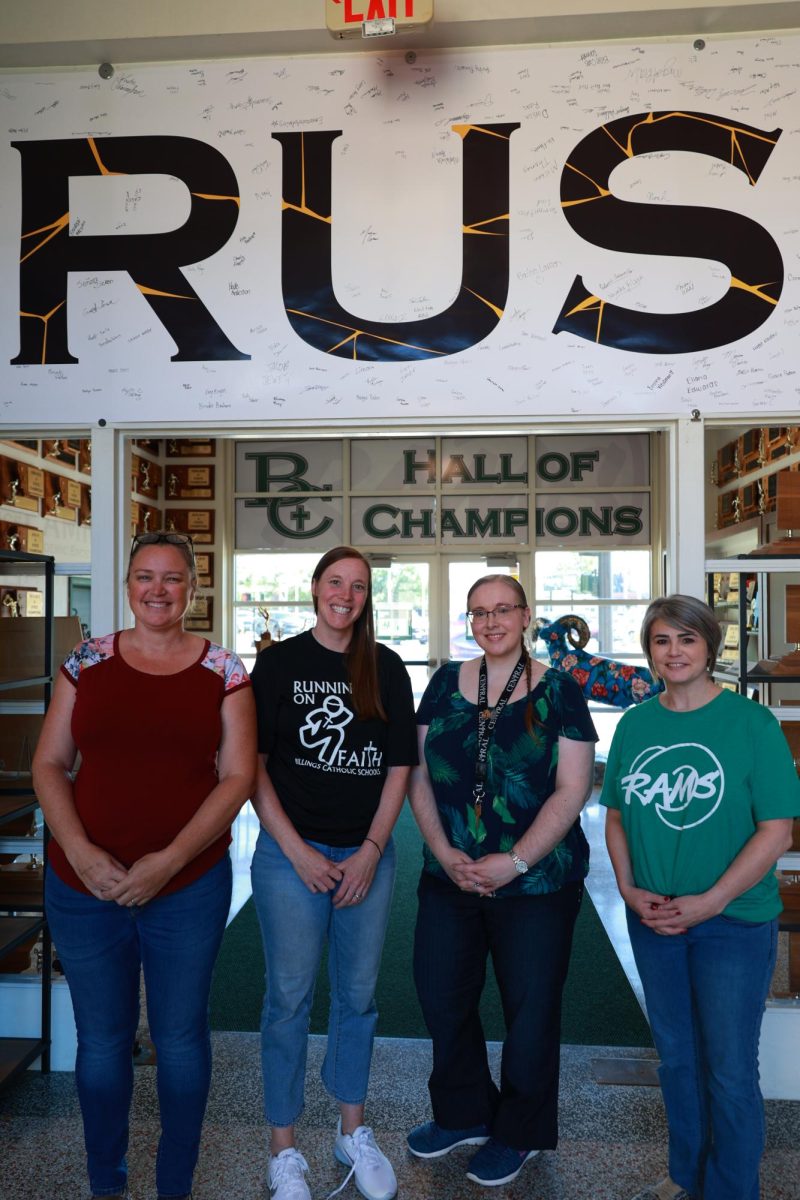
[326,0,433,38]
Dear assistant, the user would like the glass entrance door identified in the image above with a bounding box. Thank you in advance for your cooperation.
[370,559,432,702]
[446,558,520,663]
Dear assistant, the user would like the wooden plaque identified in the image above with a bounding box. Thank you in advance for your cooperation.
[132,438,161,455]
[737,428,762,475]
[132,454,162,499]
[43,438,80,469]
[185,596,213,631]
[764,426,789,461]
[44,472,77,521]
[131,503,162,535]
[165,465,214,500]
[19,463,45,500]
[776,470,800,532]
[739,482,760,521]
[716,440,738,486]
[717,491,739,528]
[194,552,214,588]
[78,485,92,527]
[3,461,46,512]
[78,439,92,475]
[0,520,42,552]
[165,508,215,543]
[62,478,82,509]
[166,438,216,458]
[0,439,38,455]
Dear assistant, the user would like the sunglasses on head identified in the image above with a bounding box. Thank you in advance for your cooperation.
[129,531,195,565]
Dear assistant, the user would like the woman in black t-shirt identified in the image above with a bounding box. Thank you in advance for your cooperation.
[249,546,417,1200]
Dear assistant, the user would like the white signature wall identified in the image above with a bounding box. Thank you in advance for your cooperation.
[1,34,798,427]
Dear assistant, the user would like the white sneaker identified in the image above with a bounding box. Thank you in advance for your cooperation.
[332,1120,397,1200]
[268,1147,312,1200]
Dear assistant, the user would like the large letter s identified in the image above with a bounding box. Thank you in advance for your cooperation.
[553,111,783,353]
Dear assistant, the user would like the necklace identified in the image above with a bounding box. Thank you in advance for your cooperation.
[473,652,527,820]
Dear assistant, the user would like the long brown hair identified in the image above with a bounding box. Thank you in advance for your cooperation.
[312,546,387,722]
[467,573,539,739]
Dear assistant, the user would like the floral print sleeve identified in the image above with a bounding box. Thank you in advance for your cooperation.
[61,633,116,684]
[201,644,251,693]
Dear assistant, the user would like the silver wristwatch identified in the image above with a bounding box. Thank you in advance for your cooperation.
[508,850,529,875]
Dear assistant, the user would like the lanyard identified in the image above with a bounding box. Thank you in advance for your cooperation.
[473,652,527,820]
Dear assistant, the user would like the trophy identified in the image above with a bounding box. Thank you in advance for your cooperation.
[746,471,800,557]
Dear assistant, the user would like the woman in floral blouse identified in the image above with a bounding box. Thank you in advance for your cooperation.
[406,574,597,1188]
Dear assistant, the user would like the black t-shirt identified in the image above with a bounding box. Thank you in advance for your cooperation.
[251,630,418,845]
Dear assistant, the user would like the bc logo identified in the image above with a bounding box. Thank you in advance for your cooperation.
[620,742,723,830]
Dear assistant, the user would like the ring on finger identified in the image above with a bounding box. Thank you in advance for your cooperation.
[353,892,362,901]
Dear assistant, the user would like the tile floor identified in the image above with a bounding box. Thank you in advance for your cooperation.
[2,797,798,1200]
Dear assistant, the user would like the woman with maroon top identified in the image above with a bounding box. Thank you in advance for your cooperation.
[32,531,256,1200]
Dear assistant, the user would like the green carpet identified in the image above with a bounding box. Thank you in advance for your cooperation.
[210,807,652,1047]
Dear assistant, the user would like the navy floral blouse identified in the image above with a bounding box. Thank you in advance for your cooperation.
[416,661,597,897]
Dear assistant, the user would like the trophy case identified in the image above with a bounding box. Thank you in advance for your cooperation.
[0,548,55,1090]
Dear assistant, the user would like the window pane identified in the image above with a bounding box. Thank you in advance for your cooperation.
[371,562,430,702]
[533,602,650,660]
[534,550,651,603]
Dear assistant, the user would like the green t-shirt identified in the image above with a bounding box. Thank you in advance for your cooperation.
[599,689,800,922]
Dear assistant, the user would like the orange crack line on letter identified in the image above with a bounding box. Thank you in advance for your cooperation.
[87,137,125,176]
[564,293,606,342]
[561,162,611,207]
[463,287,504,320]
[464,214,508,236]
[281,200,332,224]
[192,192,241,206]
[452,125,513,141]
[20,213,69,264]
[19,301,66,365]
[285,308,446,356]
[137,285,196,300]
[730,277,779,305]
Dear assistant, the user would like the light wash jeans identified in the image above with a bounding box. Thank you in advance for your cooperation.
[626,907,778,1200]
[45,855,232,1198]
[250,827,396,1126]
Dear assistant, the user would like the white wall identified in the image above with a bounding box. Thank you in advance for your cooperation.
[1,1,799,66]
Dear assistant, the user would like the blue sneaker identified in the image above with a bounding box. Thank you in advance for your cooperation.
[466,1138,539,1186]
[406,1120,490,1159]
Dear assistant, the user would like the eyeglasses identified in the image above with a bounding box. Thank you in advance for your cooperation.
[467,604,526,623]
[129,531,195,564]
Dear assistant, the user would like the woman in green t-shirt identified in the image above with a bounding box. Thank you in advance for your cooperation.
[601,594,799,1200]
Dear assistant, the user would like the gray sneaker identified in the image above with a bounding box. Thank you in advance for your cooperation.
[268,1147,312,1200]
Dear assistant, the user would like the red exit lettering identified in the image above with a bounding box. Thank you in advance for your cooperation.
[342,0,414,21]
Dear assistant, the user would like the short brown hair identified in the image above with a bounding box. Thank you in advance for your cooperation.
[640,594,721,676]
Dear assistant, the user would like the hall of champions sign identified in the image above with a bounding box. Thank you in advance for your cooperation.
[235,434,650,549]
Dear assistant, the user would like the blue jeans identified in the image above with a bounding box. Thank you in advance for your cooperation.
[414,872,583,1150]
[250,827,396,1126]
[45,856,232,1198]
[626,908,778,1200]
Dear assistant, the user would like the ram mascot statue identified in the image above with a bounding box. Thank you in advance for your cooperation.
[535,614,663,708]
